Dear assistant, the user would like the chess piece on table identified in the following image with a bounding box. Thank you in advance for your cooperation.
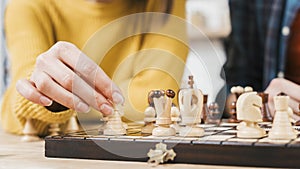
[65,112,80,132]
[170,106,181,133]
[268,95,297,140]
[236,92,266,138]
[179,76,204,137]
[206,102,222,124]
[152,89,176,136]
[201,95,208,124]
[257,92,273,122]
[49,123,61,136]
[21,118,41,142]
[103,104,126,136]
[142,91,156,134]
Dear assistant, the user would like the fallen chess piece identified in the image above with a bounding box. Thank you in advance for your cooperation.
[147,143,176,166]
[268,95,297,140]
[236,92,266,138]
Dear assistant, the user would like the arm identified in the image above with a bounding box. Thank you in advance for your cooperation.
[116,0,189,122]
[3,0,123,135]
[1,0,73,135]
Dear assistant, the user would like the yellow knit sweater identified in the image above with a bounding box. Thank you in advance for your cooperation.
[2,0,188,135]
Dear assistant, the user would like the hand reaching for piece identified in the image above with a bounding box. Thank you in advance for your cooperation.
[16,41,124,116]
[265,78,300,117]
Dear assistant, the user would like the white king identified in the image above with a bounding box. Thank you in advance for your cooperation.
[178,76,204,137]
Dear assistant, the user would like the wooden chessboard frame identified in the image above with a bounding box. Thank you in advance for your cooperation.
[45,123,300,168]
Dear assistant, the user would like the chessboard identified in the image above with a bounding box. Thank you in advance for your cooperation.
[45,122,300,168]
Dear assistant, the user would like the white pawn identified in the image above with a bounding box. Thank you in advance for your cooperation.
[103,105,126,136]
[49,123,60,136]
[170,106,181,133]
[141,106,156,134]
[21,118,40,142]
[244,86,253,93]
[236,92,266,138]
[268,95,297,140]
[66,113,80,132]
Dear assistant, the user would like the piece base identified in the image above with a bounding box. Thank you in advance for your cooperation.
[152,126,176,137]
[179,126,204,137]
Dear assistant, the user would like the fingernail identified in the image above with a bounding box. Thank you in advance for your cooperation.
[100,104,114,115]
[40,96,52,106]
[112,92,124,105]
[77,102,90,113]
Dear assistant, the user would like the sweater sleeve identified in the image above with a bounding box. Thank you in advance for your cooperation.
[1,0,73,135]
[115,0,189,122]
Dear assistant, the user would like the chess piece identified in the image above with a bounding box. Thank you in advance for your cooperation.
[170,106,181,133]
[295,104,300,126]
[258,92,273,122]
[21,118,40,142]
[49,123,61,136]
[268,95,297,140]
[236,92,266,138]
[201,95,208,124]
[179,76,204,137]
[228,86,243,123]
[206,102,222,124]
[152,89,176,136]
[244,86,253,93]
[66,113,80,132]
[103,105,126,136]
[142,91,156,134]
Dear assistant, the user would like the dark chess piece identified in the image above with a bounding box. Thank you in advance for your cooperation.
[258,93,273,122]
[207,102,222,124]
[228,86,245,123]
[201,94,208,124]
[228,101,240,123]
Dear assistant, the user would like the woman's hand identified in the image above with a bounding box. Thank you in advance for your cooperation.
[265,78,300,116]
[16,41,124,116]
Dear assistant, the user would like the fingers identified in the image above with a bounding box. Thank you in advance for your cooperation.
[18,41,123,116]
[36,56,113,114]
[16,79,53,106]
[47,42,124,105]
[265,78,300,102]
[265,78,300,116]
[30,71,90,113]
[30,70,114,115]
[289,98,300,114]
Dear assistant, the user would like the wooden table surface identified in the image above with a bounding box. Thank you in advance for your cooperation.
[0,126,276,169]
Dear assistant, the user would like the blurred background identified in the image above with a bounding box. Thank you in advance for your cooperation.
[0,0,231,104]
